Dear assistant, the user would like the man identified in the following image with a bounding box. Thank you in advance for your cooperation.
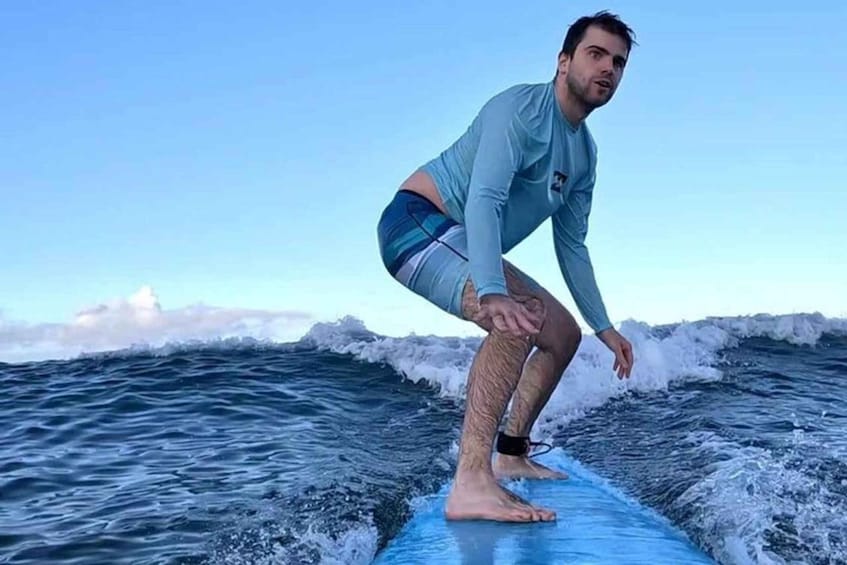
[377,11,636,523]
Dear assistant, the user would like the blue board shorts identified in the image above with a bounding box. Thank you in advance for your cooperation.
[377,190,472,318]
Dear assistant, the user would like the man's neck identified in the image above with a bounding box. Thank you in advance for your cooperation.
[553,78,590,129]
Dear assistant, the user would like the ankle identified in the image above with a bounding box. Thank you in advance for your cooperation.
[456,458,494,481]
[496,431,531,457]
[495,452,526,461]
[504,424,530,437]
[454,475,496,492]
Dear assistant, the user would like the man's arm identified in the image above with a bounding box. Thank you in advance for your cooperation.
[464,100,526,298]
[551,180,613,334]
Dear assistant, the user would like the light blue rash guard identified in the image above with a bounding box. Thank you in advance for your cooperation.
[420,80,613,333]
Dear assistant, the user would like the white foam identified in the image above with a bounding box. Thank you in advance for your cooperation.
[533,318,728,431]
[687,312,847,346]
[301,316,481,399]
[302,313,845,434]
[674,431,847,565]
[303,317,729,489]
[311,522,379,565]
[209,512,378,565]
[299,315,734,427]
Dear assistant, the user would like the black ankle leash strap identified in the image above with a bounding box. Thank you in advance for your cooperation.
[496,431,553,459]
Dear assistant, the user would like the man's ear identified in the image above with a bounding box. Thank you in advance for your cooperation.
[556,52,570,78]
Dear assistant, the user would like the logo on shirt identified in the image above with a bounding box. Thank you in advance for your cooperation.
[551,171,568,193]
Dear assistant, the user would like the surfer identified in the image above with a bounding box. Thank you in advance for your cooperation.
[377,11,636,523]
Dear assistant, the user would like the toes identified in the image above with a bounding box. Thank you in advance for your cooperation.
[508,505,556,522]
[499,493,541,523]
[516,500,546,522]
[500,500,533,522]
[523,504,554,522]
[498,486,555,522]
[539,507,556,521]
[514,508,534,522]
[520,505,543,522]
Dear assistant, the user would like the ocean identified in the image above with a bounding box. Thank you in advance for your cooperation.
[1,313,846,565]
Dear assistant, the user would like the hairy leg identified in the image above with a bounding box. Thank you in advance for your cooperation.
[444,265,556,522]
[495,283,582,479]
[502,265,582,439]
[453,266,545,476]
[458,262,582,480]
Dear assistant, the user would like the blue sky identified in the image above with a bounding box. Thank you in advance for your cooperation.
[1,1,845,357]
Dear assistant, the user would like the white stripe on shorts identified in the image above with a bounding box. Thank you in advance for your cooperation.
[393,224,464,286]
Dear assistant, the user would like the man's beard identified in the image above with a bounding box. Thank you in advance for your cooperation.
[566,72,610,111]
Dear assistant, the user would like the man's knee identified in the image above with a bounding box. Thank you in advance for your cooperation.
[459,278,543,350]
[536,302,581,361]
[569,325,583,350]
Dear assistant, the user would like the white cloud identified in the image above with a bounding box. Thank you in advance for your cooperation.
[0,286,313,364]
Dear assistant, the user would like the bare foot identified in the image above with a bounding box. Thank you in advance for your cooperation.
[445,472,556,522]
[493,454,569,480]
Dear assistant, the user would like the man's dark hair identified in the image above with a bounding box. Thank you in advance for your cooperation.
[559,10,637,59]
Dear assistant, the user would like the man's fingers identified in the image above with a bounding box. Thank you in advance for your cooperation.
[515,311,540,335]
[515,299,544,331]
[492,314,508,333]
[601,334,635,379]
[519,311,541,333]
[525,308,544,330]
[489,309,522,338]
[503,312,522,337]
[613,345,626,379]
[487,300,543,340]
[622,344,633,378]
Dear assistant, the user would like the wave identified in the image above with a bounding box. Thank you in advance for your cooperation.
[207,509,378,565]
[684,312,847,347]
[3,309,842,367]
[674,431,847,564]
[48,311,839,432]
[298,312,846,432]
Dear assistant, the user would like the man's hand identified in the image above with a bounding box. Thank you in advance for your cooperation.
[597,328,634,379]
[476,294,544,339]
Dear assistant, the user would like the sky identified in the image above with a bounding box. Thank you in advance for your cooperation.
[1,1,845,361]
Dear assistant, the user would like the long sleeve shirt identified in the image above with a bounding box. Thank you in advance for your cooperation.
[420,80,612,333]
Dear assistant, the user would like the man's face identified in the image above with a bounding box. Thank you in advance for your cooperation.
[558,25,629,109]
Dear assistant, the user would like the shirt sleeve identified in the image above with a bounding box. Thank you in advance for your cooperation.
[551,174,613,333]
[464,101,527,298]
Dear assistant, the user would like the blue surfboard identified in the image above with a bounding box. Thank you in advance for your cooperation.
[373,449,714,564]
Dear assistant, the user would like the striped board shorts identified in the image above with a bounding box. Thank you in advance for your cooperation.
[377,190,471,317]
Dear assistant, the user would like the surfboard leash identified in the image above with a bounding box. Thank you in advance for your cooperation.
[496,431,553,458]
